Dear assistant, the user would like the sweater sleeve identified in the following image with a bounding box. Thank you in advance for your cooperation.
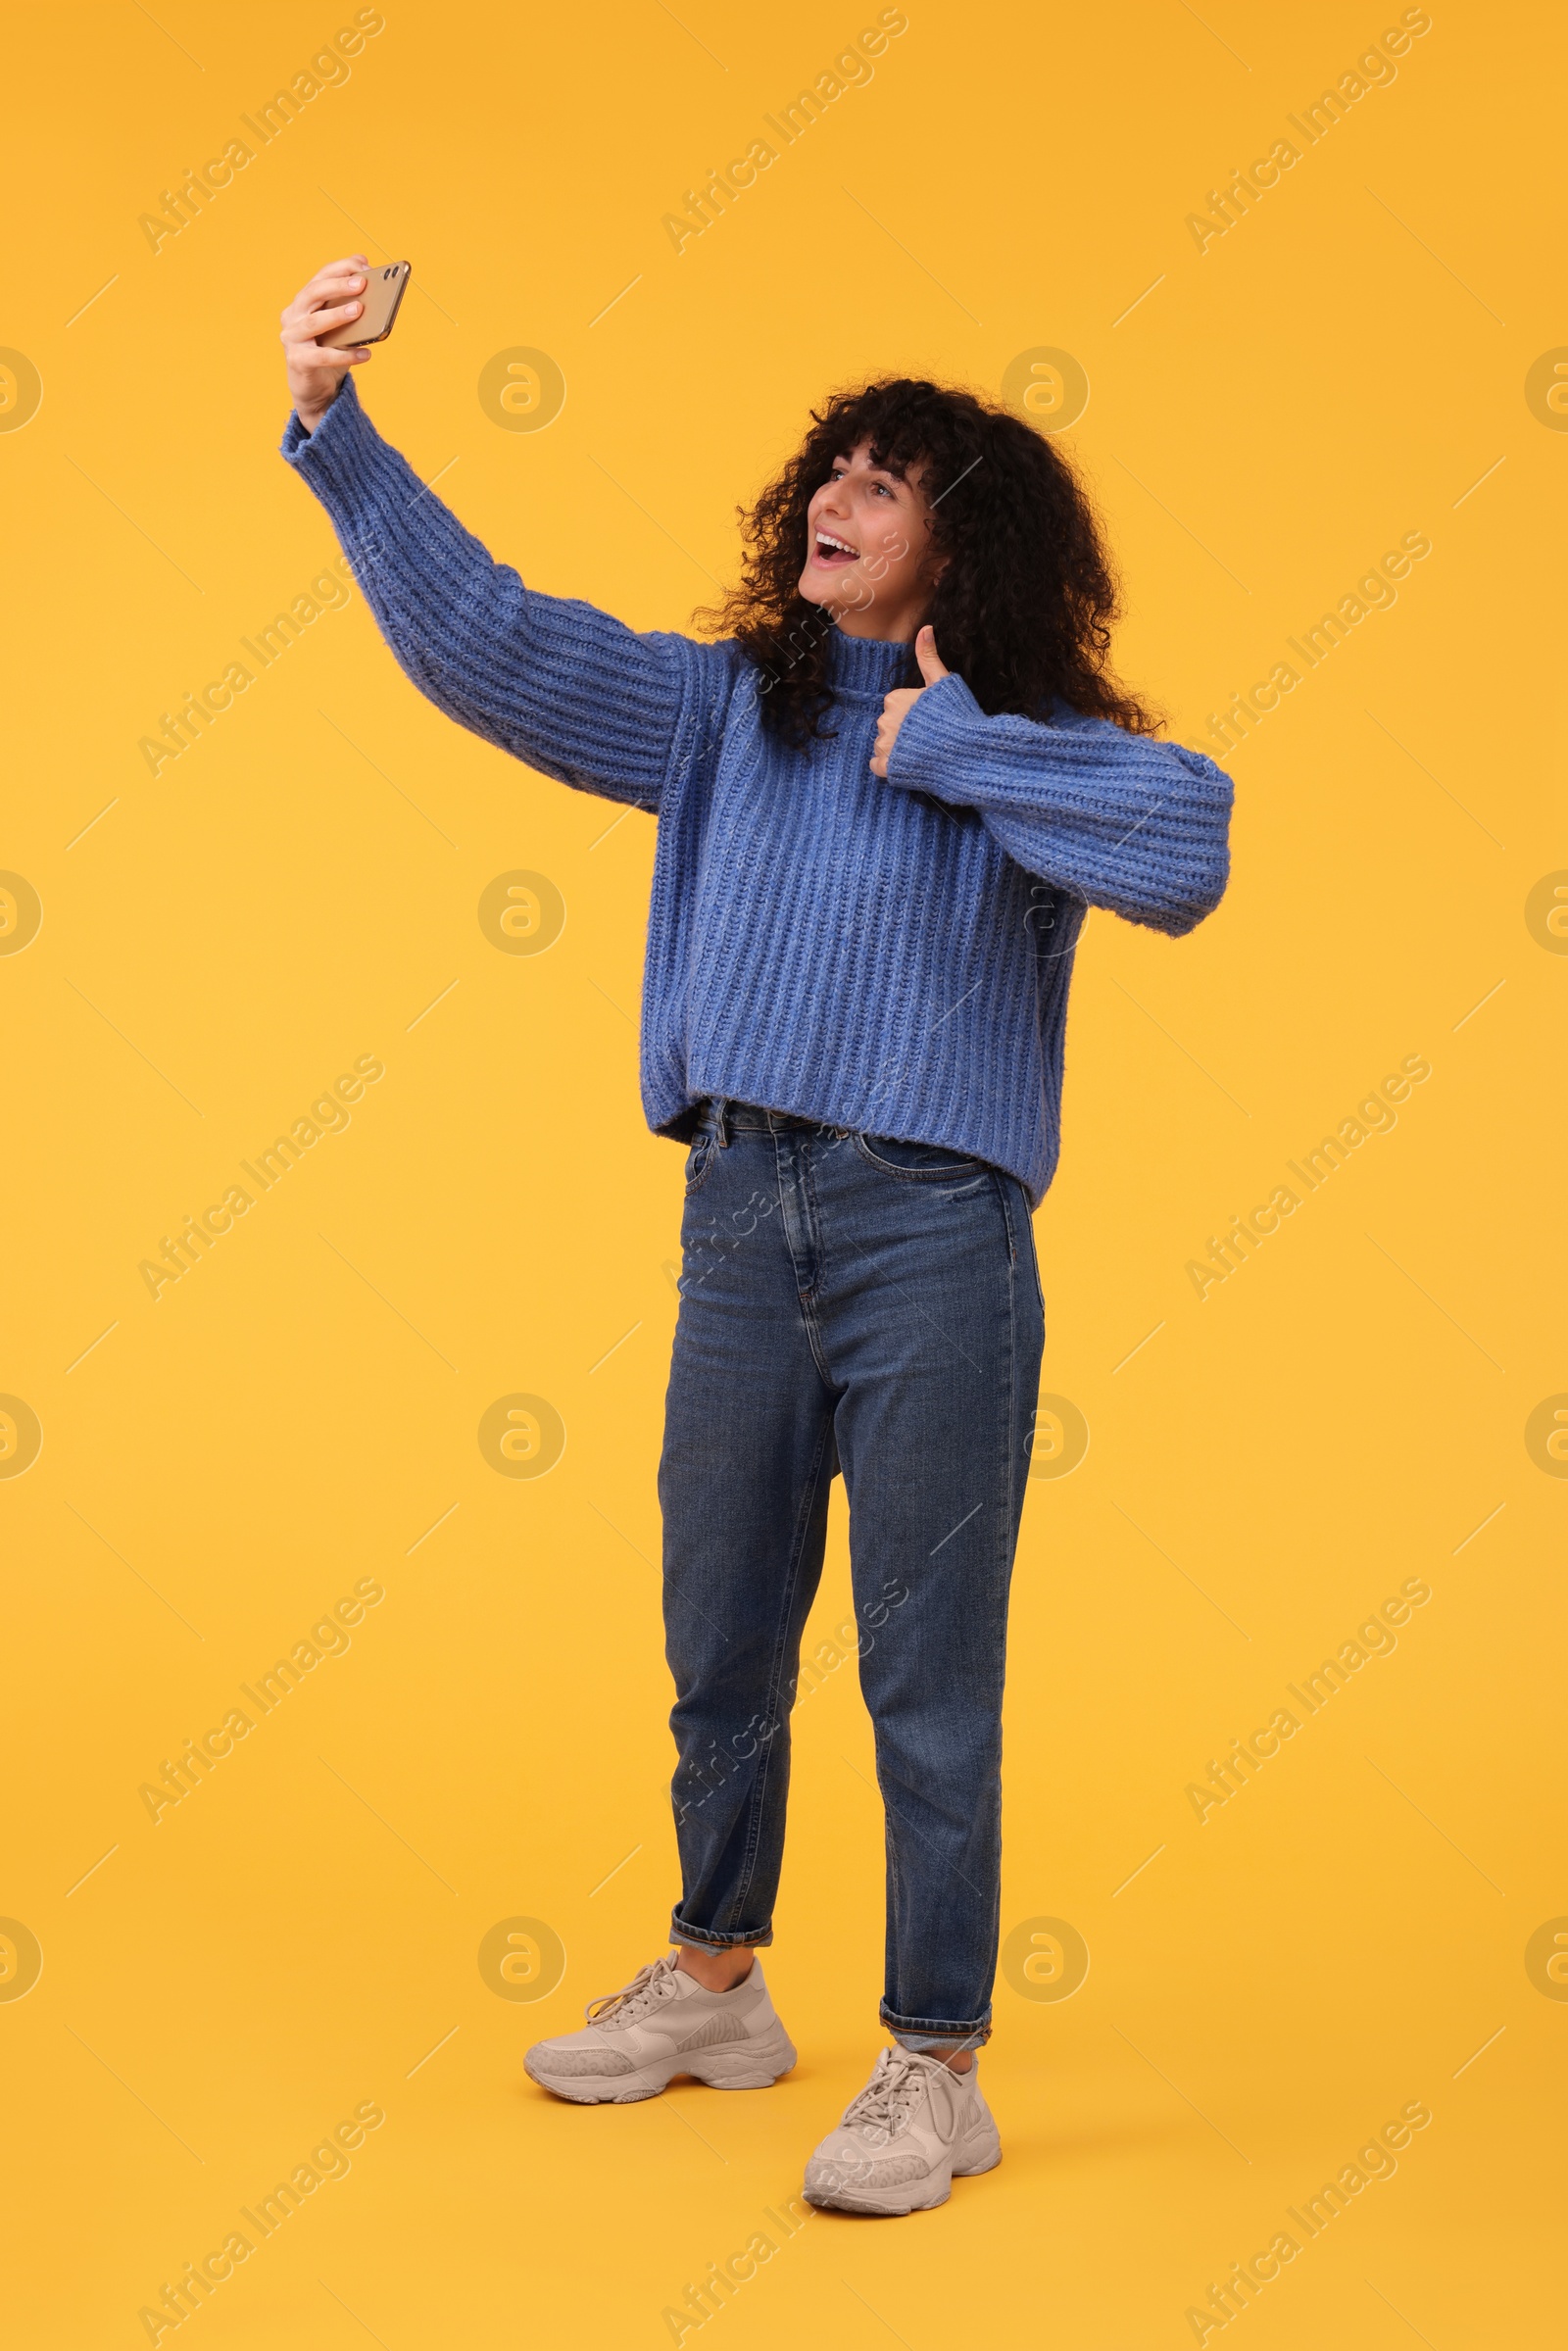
[279,377,723,810]
[883,673,1234,936]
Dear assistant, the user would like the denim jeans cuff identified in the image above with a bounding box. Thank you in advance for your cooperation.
[670,1913,773,1951]
[881,2003,992,2053]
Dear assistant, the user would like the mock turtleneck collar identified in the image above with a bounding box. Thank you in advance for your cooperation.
[822,627,916,700]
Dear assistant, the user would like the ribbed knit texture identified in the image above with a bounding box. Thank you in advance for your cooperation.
[281,380,1233,1205]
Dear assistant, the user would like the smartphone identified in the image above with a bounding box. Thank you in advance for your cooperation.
[318,261,410,350]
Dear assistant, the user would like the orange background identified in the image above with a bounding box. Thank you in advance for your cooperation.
[2,1,1564,2343]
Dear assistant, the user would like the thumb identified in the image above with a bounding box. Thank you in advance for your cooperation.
[915,624,950,685]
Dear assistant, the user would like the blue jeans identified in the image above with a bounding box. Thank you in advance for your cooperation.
[659,1098,1045,2051]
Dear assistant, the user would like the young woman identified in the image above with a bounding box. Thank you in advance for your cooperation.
[279,258,1233,2217]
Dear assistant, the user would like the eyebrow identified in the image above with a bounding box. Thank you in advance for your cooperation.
[831,451,908,483]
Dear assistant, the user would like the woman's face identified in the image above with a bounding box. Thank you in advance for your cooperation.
[796,440,947,640]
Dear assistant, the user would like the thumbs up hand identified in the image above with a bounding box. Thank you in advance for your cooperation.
[869,625,951,777]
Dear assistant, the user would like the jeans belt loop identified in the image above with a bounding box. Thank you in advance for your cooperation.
[715,1097,731,1149]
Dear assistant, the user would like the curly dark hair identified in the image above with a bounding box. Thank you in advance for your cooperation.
[693,375,1163,751]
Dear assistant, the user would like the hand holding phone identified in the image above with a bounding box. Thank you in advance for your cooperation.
[280,255,410,434]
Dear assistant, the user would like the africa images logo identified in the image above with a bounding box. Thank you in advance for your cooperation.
[138,1055,384,1299]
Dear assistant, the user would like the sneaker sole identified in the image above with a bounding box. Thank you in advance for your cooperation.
[525,2022,798,2106]
[804,2122,1002,2216]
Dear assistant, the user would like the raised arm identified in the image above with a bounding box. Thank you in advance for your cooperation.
[883,664,1233,937]
[277,260,729,809]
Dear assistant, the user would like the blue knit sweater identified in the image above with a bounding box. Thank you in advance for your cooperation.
[282,381,1232,1205]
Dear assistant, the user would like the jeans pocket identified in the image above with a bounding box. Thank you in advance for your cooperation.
[684,1132,718,1197]
[851,1130,986,1182]
[997,1175,1047,1327]
[1020,1193,1047,1325]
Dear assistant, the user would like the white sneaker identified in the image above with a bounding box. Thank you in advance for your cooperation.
[523,1953,797,2105]
[803,2047,1002,2214]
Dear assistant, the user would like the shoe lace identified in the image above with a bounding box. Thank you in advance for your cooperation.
[584,1953,681,2029]
[841,2049,932,2140]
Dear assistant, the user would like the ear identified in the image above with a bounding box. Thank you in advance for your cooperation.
[915,625,950,686]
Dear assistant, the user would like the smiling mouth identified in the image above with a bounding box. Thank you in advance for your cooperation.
[812,531,859,566]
